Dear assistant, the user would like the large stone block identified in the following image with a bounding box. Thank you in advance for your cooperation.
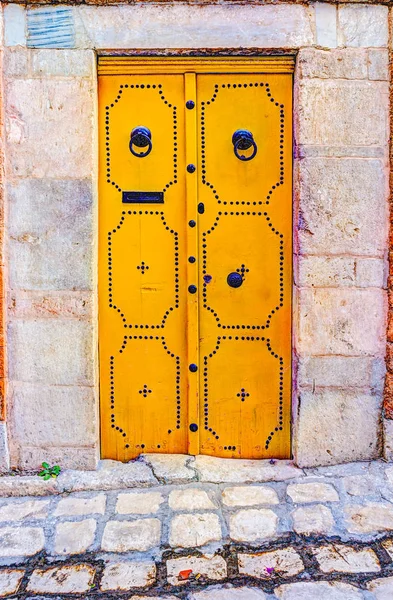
[0,423,9,474]
[338,5,388,47]
[4,5,26,47]
[74,4,314,49]
[298,48,367,79]
[15,446,99,471]
[8,291,93,320]
[368,48,389,80]
[298,159,388,256]
[8,179,93,291]
[298,256,355,288]
[298,288,386,356]
[298,356,372,388]
[8,320,94,385]
[3,47,29,77]
[295,390,382,467]
[314,4,337,48]
[298,81,388,146]
[5,78,95,178]
[8,382,97,447]
[31,49,94,77]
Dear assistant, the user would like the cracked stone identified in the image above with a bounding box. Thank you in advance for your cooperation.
[222,486,279,507]
[0,499,50,522]
[116,492,164,515]
[54,519,96,555]
[167,555,227,586]
[101,519,161,552]
[287,483,339,503]
[169,513,221,548]
[141,454,195,484]
[0,569,24,597]
[0,526,44,557]
[238,548,304,578]
[367,576,393,599]
[229,508,278,542]
[275,581,364,599]
[169,489,215,511]
[54,494,106,516]
[27,565,95,594]
[312,544,380,573]
[344,503,393,533]
[292,504,334,535]
[194,455,301,483]
[100,562,156,591]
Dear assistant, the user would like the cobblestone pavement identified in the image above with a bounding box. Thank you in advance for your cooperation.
[2,456,393,597]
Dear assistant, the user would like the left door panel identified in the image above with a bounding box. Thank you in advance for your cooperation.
[99,75,188,460]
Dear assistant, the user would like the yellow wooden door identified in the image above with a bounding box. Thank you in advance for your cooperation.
[98,59,292,461]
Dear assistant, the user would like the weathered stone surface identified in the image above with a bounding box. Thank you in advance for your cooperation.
[298,356,371,388]
[194,456,301,483]
[27,565,95,594]
[3,47,28,77]
[167,555,227,586]
[100,562,156,591]
[31,49,94,77]
[338,5,388,47]
[344,503,393,534]
[74,4,314,49]
[8,383,96,447]
[298,256,356,288]
[298,48,369,79]
[4,4,26,46]
[222,486,279,507]
[368,577,393,600]
[8,321,93,385]
[16,446,98,472]
[54,494,106,517]
[0,425,10,474]
[356,258,386,288]
[0,499,49,522]
[169,489,215,511]
[343,475,376,496]
[287,483,339,503]
[189,587,267,600]
[169,513,221,548]
[141,454,196,484]
[292,504,334,535]
[8,179,93,291]
[298,82,388,146]
[275,581,364,599]
[298,159,388,256]
[295,390,381,467]
[313,544,380,573]
[5,79,94,179]
[238,548,304,579]
[0,569,24,597]
[385,421,393,461]
[8,291,93,320]
[368,48,389,80]
[102,519,161,552]
[314,4,337,48]
[116,492,164,515]
[26,5,75,48]
[0,526,44,557]
[229,509,278,542]
[54,519,96,555]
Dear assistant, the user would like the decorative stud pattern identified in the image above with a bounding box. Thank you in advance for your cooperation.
[237,388,250,402]
[236,264,249,281]
[139,384,152,398]
[137,261,149,274]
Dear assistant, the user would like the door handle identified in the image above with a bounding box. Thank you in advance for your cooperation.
[232,129,257,162]
[129,126,152,158]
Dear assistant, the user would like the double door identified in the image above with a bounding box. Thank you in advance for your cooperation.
[98,58,293,460]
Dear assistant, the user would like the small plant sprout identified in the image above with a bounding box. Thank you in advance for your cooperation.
[38,462,61,480]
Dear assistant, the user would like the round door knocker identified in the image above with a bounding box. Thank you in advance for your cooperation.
[227,272,243,288]
[232,129,258,162]
[129,126,152,158]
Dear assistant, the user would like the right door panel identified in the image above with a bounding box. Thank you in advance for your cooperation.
[197,73,292,459]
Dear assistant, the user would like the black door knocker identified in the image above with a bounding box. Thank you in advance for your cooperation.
[232,129,257,162]
[129,126,152,158]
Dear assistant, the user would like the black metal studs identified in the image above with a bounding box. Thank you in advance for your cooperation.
[188,256,196,263]
[186,100,195,110]
[189,364,198,372]
[227,272,243,288]
[189,423,198,432]
[198,203,205,214]
[189,220,196,228]
[188,285,197,294]
[187,164,196,173]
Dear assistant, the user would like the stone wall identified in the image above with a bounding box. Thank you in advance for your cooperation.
[0,1,391,470]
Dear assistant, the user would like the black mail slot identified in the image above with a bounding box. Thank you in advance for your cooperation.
[122,191,164,204]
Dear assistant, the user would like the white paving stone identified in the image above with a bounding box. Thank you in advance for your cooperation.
[344,503,393,534]
[0,499,50,522]
[292,504,334,535]
[0,569,24,597]
[100,562,156,591]
[0,526,44,557]
[169,489,215,511]
[222,486,279,507]
[275,581,364,599]
[101,519,161,552]
[169,513,221,548]
[313,544,380,573]
[189,587,267,600]
[286,483,339,503]
[54,494,106,517]
[27,565,95,594]
[167,555,227,586]
[238,548,304,579]
[116,492,164,515]
[54,519,96,555]
[368,576,393,600]
[229,509,278,542]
